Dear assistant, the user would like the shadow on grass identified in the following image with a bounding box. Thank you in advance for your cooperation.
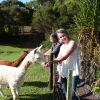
[0,34,44,48]
[24,81,48,88]
[20,93,53,100]
[8,93,53,100]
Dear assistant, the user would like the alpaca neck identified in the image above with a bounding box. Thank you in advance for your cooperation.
[18,58,31,72]
[13,52,28,67]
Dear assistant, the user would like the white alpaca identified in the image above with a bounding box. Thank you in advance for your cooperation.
[0,45,46,100]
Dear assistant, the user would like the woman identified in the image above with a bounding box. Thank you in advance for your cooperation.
[45,29,80,100]
[44,33,62,83]
[44,33,62,58]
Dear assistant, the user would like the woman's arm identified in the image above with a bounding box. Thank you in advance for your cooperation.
[49,41,76,65]
[44,49,51,56]
[51,42,62,54]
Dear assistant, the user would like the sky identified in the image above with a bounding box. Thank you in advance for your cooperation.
[0,0,32,3]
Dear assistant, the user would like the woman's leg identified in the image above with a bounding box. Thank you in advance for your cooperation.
[61,77,67,100]
[61,76,79,100]
[72,75,79,100]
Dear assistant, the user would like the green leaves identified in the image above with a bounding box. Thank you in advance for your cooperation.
[74,0,100,30]
[32,0,75,34]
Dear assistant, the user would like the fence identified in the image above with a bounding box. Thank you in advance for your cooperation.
[48,59,73,100]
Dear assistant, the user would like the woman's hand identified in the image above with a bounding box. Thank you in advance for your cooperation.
[45,61,53,67]
[47,61,53,65]
[41,61,53,67]
[41,62,48,67]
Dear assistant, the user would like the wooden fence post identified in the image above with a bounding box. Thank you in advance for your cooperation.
[48,54,53,90]
[66,69,72,100]
[53,63,56,91]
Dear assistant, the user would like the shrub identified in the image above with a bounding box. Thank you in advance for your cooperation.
[41,40,51,49]
[92,87,100,94]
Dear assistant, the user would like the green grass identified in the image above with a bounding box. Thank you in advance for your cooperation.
[96,68,100,79]
[0,45,24,60]
[0,45,53,100]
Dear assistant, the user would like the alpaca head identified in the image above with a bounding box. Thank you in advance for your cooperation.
[26,45,46,65]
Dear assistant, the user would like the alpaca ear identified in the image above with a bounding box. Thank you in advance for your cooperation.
[38,45,43,52]
[34,48,38,54]
[33,45,43,54]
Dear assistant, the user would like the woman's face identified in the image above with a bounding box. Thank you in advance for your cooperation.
[57,32,69,43]
[50,37,57,43]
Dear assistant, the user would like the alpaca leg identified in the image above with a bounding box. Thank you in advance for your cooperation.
[10,87,18,100]
[0,85,7,98]
[15,88,20,100]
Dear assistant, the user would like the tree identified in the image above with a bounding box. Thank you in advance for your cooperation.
[32,1,55,33]
[32,0,74,34]
[74,0,100,85]
[0,0,33,35]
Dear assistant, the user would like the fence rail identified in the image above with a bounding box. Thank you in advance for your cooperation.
[48,57,73,100]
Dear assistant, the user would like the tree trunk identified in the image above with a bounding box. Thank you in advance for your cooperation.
[78,29,98,85]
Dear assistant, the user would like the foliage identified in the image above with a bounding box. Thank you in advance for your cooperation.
[32,0,77,36]
[73,0,100,85]
[0,0,25,7]
[74,0,100,63]
[92,87,100,94]
[41,39,51,49]
[96,69,100,79]
[0,0,78,36]
[32,1,55,34]
[53,0,70,28]
[0,0,33,35]
[74,0,100,30]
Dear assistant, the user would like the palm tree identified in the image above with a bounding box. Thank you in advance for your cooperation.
[74,0,100,85]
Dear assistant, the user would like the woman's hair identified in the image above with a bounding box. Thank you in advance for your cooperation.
[50,33,58,41]
[56,28,70,40]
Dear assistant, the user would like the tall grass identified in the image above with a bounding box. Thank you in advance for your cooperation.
[0,46,53,100]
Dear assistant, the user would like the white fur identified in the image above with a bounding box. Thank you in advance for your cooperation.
[0,45,46,100]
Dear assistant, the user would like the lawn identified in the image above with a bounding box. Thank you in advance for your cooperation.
[0,45,53,100]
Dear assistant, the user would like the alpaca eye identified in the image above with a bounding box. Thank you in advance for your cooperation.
[35,54,40,58]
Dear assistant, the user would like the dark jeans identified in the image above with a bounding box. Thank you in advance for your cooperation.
[61,75,79,100]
